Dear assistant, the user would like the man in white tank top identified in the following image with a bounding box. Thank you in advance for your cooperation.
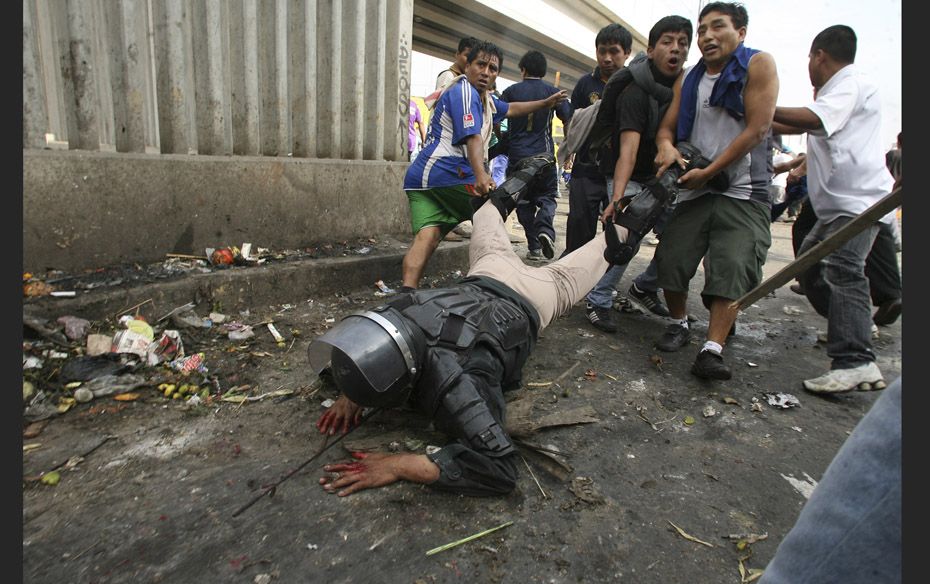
[650,2,779,381]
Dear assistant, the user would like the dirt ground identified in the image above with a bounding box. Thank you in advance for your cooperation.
[22,197,902,584]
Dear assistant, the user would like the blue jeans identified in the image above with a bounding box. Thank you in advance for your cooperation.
[799,216,879,369]
[490,154,508,187]
[585,180,669,309]
[512,164,557,249]
[759,377,901,584]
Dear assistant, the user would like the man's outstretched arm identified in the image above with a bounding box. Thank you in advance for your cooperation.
[319,451,440,497]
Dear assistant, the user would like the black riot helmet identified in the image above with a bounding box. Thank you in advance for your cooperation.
[307,308,426,407]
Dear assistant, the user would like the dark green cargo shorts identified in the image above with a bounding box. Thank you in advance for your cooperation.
[656,194,771,302]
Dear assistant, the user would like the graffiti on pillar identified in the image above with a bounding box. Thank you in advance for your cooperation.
[397,33,410,157]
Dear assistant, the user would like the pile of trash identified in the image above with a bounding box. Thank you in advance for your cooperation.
[22,306,227,422]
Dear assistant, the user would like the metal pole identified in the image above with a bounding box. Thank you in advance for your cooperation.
[729,186,902,312]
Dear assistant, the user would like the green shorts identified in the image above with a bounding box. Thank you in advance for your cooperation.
[406,185,477,235]
[656,194,771,302]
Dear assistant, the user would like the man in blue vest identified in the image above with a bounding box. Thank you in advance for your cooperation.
[402,41,567,291]
[652,2,779,380]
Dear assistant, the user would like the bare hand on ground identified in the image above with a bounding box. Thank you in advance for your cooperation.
[316,395,361,435]
[319,451,439,497]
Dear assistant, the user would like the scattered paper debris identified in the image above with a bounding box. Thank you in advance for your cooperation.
[722,397,740,405]
[702,406,717,418]
[782,305,804,316]
[724,533,769,545]
[747,362,758,368]
[321,399,335,408]
[791,426,803,432]
[781,472,818,499]
[374,280,396,296]
[764,393,800,409]
[267,323,285,345]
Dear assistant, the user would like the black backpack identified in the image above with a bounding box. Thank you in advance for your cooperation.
[587,53,674,177]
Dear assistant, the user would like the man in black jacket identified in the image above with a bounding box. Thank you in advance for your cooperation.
[310,156,624,497]
[584,15,693,332]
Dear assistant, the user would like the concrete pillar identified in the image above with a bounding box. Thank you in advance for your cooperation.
[100,0,159,154]
[273,0,291,156]
[58,0,100,150]
[328,0,343,158]
[152,0,198,154]
[191,0,233,155]
[228,0,261,156]
[302,0,320,158]
[32,0,71,147]
[363,0,387,161]
[383,0,413,162]
[23,0,48,149]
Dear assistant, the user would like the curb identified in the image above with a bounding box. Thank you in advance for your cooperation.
[24,242,471,322]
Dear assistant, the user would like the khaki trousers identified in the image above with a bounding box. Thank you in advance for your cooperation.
[467,200,613,330]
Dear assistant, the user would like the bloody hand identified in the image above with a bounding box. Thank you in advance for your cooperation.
[319,452,402,497]
[316,395,362,435]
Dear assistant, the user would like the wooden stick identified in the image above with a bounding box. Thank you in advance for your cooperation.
[166,253,208,260]
[114,298,154,319]
[425,521,514,556]
[555,361,580,382]
[231,408,381,518]
[554,71,561,88]
[730,186,902,311]
[520,454,549,499]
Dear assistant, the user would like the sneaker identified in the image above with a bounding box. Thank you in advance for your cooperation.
[586,303,618,333]
[655,323,690,352]
[803,362,886,393]
[872,298,902,326]
[526,249,544,261]
[691,349,732,380]
[452,223,472,238]
[790,282,805,295]
[538,233,555,259]
[643,236,660,246]
[628,284,671,317]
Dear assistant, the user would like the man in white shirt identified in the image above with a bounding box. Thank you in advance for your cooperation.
[773,25,892,393]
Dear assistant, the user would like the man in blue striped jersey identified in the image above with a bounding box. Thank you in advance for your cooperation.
[402,41,567,290]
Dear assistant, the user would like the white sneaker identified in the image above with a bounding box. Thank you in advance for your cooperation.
[803,362,886,394]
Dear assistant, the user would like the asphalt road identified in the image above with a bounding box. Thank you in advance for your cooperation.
[22,194,901,583]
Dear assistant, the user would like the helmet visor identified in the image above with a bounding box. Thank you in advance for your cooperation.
[307,313,411,395]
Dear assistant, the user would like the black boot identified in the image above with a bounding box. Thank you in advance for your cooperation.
[479,153,555,221]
